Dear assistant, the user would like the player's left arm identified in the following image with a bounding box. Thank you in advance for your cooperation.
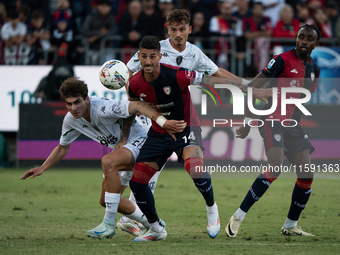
[212,68,250,85]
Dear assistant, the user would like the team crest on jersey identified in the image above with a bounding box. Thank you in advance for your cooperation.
[274,134,281,142]
[311,72,315,81]
[163,86,171,95]
[176,56,183,65]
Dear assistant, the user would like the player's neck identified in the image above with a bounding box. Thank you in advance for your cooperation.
[169,38,186,52]
[83,100,91,123]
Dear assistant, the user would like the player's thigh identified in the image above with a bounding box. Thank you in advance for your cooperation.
[177,126,204,161]
[102,146,135,171]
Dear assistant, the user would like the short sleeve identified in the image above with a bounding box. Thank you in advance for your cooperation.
[59,114,81,146]
[127,52,142,73]
[262,55,284,78]
[128,82,139,99]
[193,46,218,75]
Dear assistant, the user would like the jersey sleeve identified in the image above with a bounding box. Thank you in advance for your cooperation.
[126,52,142,73]
[176,68,204,90]
[193,46,219,75]
[262,55,284,78]
[98,99,131,119]
[59,114,81,146]
[128,81,139,99]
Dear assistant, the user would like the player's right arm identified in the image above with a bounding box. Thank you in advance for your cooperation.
[20,144,70,180]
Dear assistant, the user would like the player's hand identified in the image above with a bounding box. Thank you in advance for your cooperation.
[163,120,187,141]
[236,125,250,139]
[115,138,128,150]
[21,167,45,180]
[253,88,273,104]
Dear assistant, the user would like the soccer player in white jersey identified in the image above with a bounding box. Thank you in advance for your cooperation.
[119,9,273,237]
[20,77,185,240]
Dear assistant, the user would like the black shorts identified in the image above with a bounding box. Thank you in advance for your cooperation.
[259,121,315,161]
[136,126,203,169]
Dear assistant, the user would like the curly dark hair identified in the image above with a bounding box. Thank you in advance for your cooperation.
[166,9,191,26]
[59,77,88,100]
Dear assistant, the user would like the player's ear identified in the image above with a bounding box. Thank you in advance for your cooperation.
[137,52,140,60]
[188,25,192,34]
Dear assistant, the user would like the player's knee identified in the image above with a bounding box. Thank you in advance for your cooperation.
[101,155,118,174]
[130,162,158,184]
[184,157,207,179]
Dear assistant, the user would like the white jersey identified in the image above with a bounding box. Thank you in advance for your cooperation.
[59,97,149,149]
[127,38,218,75]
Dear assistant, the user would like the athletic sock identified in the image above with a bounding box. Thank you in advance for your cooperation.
[193,175,215,206]
[104,192,120,223]
[287,179,312,221]
[125,206,150,228]
[185,157,215,206]
[129,180,159,223]
[234,208,246,221]
[240,173,276,212]
[149,219,164,232]
[284,218,298,228]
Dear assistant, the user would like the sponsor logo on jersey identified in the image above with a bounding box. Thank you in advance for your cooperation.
[267,59,276,69]
[290,69,298,73]
[274,134,281,142]
[290,79,301,87]
[97,134,118,147]
[311,72,315,81]
[163,86,171,95]
[162,52,169,57]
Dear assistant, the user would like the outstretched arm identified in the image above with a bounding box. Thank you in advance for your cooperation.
[20,144,70,180]
[129,100,186,140]
[236,73,270,139]
[201,73,272,103]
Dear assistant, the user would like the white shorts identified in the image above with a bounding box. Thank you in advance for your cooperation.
[103,136,147,186]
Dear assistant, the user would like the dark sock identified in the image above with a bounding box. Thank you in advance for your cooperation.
[129,180,159,223]
[287,180,312,221]
[240,173,273,212]
[193,172,215,206]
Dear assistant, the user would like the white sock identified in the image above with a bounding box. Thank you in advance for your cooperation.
[284,218,297,228]
[206,202,218,214]
[104,192,120,223]
[234,208,246,221]
[150,220,164,232]
[121,215,132,223]
[125,206,150,228]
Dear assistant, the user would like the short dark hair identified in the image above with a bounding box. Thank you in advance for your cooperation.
[31,9,43,20]
[166,9,191,25]
[297,24,321,42]
[139,36,160,52]
[9,10,19,20]
[59,77,88,100]
[97,0,111,6]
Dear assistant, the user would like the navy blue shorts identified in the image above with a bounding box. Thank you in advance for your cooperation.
[259,121,315,161]
[136,126,203,169]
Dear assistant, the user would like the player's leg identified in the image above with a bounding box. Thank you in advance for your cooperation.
[226,122,284,237]
[129,161,167,241]
[281,132,315,236]
[87,147,136,239]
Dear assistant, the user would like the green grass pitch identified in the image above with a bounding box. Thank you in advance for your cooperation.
[0,168,339,255]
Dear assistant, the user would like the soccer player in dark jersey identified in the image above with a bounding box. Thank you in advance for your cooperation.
[127,36,272,241]
[226,24,321,237]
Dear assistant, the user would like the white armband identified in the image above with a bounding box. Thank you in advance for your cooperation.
[155,115,167,127]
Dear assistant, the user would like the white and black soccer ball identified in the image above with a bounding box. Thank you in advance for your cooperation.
[99,60,129,90]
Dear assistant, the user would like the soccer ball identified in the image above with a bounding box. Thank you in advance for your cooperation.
[99,60,129,90]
